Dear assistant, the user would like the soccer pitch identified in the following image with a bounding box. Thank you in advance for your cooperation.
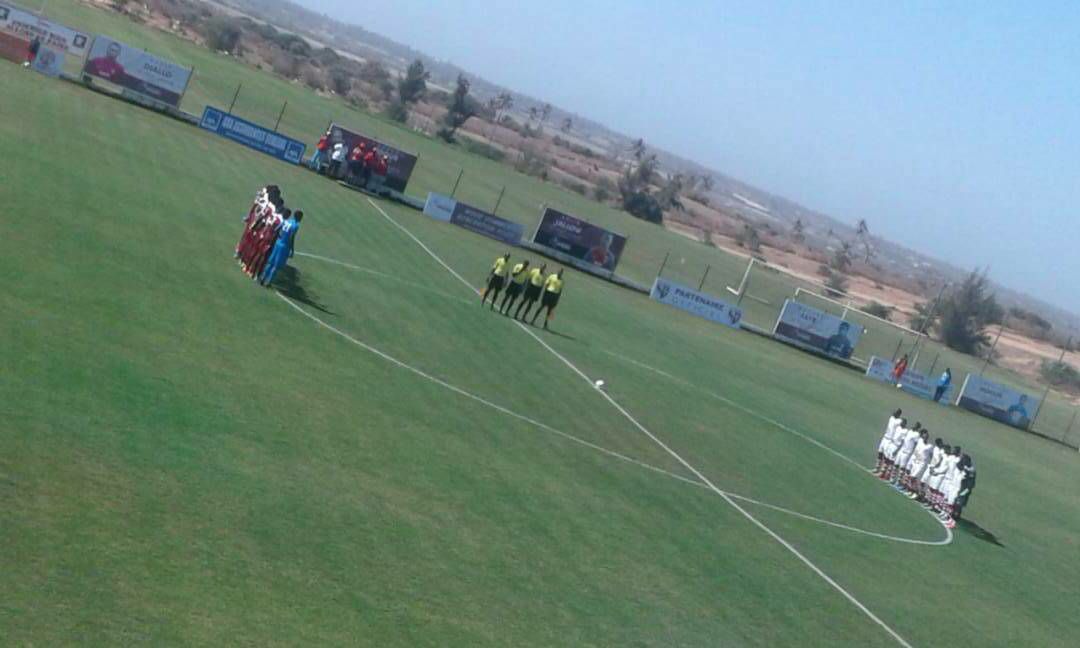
[3,10,1080,647]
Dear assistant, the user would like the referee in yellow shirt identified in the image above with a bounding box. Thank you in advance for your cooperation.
[532,269,564,329]
[514,263,547,320]
[499,259,531,315]
[481,253,511,309]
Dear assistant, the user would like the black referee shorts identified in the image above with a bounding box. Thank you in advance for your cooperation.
[506,281,525,297]
[487,275,506,291]
[541,291,561,308]
[524,284,542,301]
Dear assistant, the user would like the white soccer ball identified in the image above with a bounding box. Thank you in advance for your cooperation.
[594,379,605,390]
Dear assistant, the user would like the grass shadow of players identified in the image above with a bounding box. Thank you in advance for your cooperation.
[274,265,334,316]
[956,518,1005,547]
[541,328,578,342]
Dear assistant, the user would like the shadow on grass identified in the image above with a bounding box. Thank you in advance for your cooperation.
[274,265,334,315]
[956,518,1005,547]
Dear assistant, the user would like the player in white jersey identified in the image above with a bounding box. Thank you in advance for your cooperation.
[940,452,970,528]
[917,439,946,504]
[890,423,921,486]
[904,431,934,496]
[929,446,960,517]
[881,419,911,481]
[875,409,903,475]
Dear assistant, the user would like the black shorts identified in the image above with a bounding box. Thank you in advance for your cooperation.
[506,281,525,297]
[524,284,542,301]
[541,291,561,308]
[487,275,506,291]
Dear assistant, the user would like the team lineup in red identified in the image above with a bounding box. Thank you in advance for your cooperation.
[874,409,977,530]
[236,185,303,287]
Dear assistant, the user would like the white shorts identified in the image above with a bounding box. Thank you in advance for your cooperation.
[895,450,915,471]
[886,442,903,461]
[908,461,928,481]
[877,436,892,455]
[927,472,946,491]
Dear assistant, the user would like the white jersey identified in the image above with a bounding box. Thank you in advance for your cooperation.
[887,427,908,459]
[929,454,958,491]
[943,459,965,503]
[920,446,945,484]
[878,416,902,453]
[907,439,935,478]
[895,429,920,468]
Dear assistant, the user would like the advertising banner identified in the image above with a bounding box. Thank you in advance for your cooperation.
[82,35,192,108]
[956,374,1039,430]
[422,192,456,222]
[31,45,63,77]
[865,356,955,403]
[199,106,306,164]
[422,193,523,245]
[650,277,743,329]
[773,299,863,360]
[0,2,90,62]
[325,124,417,193]
[531,207,627,273]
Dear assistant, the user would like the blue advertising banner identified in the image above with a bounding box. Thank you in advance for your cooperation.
[423,192,524,245]
[865,356,955,403]
[956,374,1039,430]
[773,299,864,360]
[650,277,743,329]
[199,106,306,164]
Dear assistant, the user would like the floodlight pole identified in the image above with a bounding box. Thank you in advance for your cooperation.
[1029,337,1070,434]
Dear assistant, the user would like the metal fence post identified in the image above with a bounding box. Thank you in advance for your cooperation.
[1063,410,1078,445]
[492,186,506,214]
[227,82,242,114]
[656,251,670,279]
[698,265,711,291]
[273,100,288,132]
[450,169,464,197]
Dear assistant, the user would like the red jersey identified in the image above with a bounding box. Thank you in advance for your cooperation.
[86,56,125,81]
[316,136,329,151]
[349,146,364,161]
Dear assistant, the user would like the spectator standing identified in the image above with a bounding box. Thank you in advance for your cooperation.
[308,131,330,171]
[24,35,42,68]
[934,368,953,402]
[328,142,346,178]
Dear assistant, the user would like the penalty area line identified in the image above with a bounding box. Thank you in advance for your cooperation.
[599,349,953,545]
[362,197,917,648]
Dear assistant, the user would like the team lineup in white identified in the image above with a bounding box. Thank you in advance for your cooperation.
[874,409,976,530]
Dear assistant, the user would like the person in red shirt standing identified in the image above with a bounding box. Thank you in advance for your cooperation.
[308,131,330,172]
[892,354,910,387]
[24,36,42,68]
[369,154,390,193]
[360,147,379,188]
[347,143,366,183]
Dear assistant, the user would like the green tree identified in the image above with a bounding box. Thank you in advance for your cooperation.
[862,301,893,320]
[206,17,242,54]
[396,59,429,106]
[936,270,1004,354]
[560,117,573,134]
[437,74,475,142]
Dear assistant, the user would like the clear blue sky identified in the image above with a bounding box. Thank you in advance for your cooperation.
[299,0,1080,316]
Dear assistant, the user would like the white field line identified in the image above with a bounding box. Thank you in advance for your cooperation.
[295,252,473,304]
[600,350,953,543]
[278,291,946,547]
[362,198,918,647]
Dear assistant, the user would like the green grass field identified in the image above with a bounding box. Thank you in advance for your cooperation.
[4,4,1080,645]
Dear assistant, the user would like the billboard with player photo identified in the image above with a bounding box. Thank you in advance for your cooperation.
[82,35,192,108]
[773,299,864,360]
[325,124,418,193]
[531,207,627,274]
[956,374,1039,430]
[0,2,89,63]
